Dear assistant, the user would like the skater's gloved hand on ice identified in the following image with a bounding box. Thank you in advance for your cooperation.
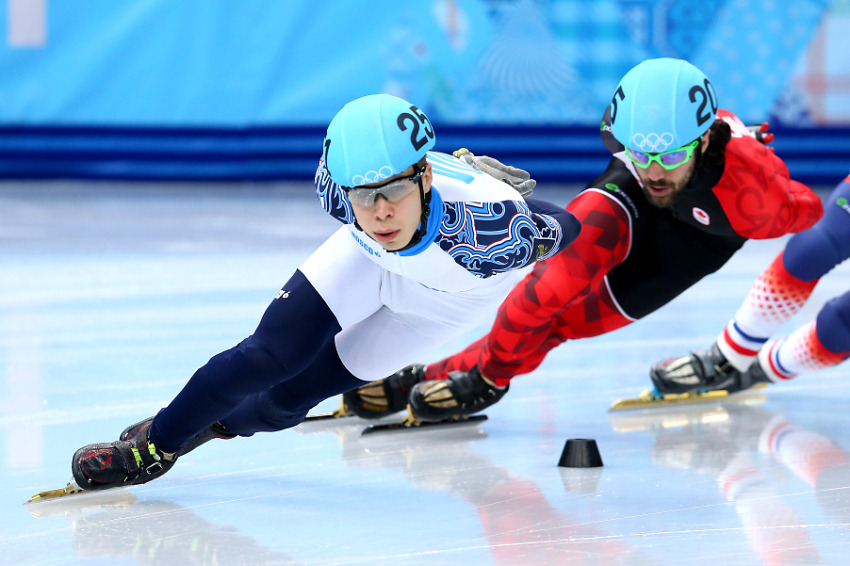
[746,122,775,148]
[453,148,535,196]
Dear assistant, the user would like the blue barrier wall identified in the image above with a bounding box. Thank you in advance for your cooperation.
[0,124,844,186]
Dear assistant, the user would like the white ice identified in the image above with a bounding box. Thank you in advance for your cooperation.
[1,181,849,565]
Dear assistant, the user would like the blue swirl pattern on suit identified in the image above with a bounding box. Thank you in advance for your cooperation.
[439,200,560,278]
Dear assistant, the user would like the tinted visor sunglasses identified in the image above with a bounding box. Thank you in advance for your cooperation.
[626,139,700,171]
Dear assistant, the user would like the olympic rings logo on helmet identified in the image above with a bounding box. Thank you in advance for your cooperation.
[631,133,675,153]
[352,166,396,187]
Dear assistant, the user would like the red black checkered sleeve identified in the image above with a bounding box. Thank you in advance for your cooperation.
[425,190,632,383]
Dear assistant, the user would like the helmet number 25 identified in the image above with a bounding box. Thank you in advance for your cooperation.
[689,79,718,128]
[397,105,435,151]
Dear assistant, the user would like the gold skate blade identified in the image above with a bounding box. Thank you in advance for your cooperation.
[303,396,352,421]
[27,480,86,504]
[401,405,421,427]
[608,383,768,412]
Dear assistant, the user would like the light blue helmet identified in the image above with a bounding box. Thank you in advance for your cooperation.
[323,94,436,188]
[609,58,717,153]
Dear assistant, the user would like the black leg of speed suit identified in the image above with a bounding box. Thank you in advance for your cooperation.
[149,269,366,453]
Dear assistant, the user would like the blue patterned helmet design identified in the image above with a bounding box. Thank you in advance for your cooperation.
[609,58,717,153]
[323,94,436,188]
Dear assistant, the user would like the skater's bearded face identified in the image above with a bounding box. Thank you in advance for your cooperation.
[630,133,710,208]
[349,163,432,252]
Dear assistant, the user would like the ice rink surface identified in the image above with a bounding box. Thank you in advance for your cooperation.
[1,181,849,565]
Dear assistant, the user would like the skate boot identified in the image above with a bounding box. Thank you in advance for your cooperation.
[651,342,770,395]
[408,366,508,421]
[343,364,425,419]
[72,417,176,491]
[120,417,236,458]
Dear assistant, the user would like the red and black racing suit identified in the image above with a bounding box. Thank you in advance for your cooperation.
[426,110,823,385]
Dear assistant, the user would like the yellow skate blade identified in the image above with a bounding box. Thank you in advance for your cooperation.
[334,396,351,418]
[303,396,352,421]
[27,481,85,504]
[401,405,422,427]
[608,383,767,412]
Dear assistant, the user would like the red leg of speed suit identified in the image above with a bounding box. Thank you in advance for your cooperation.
[425,190,633,386]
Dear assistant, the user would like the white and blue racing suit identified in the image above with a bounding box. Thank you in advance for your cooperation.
[150,152,580,449]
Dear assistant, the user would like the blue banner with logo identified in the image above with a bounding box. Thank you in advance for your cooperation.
[0,0,845,181]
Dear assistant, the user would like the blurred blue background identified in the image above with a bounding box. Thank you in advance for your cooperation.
[0,0,847,183]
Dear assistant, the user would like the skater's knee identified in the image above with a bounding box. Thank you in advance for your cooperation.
[783,225,845,281]
[817,293,850,354]
[257,395,312,431]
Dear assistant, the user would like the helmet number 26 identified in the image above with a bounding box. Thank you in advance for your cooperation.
[397,105,435,151]
[689,79,718,128]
